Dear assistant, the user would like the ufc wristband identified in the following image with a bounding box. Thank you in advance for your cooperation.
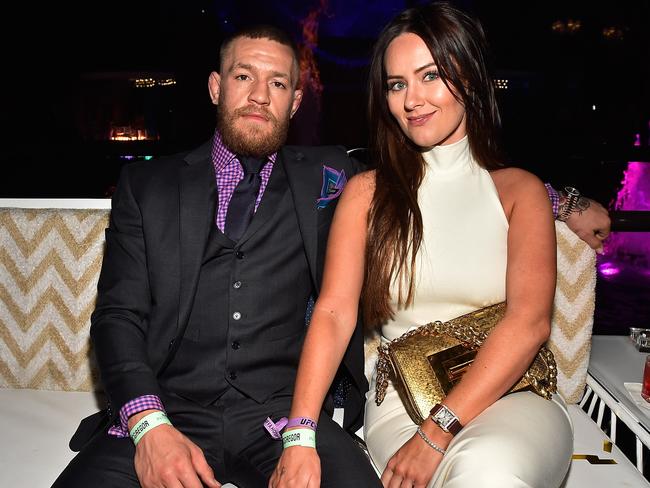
[129,411,172,446]
[281,428,316,449]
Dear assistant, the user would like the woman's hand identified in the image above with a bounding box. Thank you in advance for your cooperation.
[381,426,450,488]
[269,446,321,488]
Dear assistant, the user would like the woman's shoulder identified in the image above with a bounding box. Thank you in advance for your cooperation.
[346,169,376,195]
[489,167,549,220]
[339,169,375,210]
[490,167,546,199]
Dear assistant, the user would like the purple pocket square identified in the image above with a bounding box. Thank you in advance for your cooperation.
[316,165,347,209]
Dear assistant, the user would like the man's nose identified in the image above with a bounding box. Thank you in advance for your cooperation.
[248,80,270,105]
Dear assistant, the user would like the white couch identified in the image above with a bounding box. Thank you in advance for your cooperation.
[0,200,647,487]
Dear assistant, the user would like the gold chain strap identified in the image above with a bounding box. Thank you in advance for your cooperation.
[376,321,445,405]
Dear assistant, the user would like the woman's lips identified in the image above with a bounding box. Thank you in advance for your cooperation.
[407,112,434,126]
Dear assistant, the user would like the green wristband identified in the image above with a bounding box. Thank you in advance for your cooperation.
[129,411,172,446]
[281,428,316,449]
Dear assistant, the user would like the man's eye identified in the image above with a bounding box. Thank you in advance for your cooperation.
[272,81,286,89]
[235,74,250,81]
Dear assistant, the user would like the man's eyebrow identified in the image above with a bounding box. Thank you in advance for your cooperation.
[270,70,291,81]
[386,62,438,79]
[229,62,291,81]
[229,62,254,73]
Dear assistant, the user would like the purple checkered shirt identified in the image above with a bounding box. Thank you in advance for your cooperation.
[108,395,165,438]
[108,130,277,438]
[545,183,560,219]
[212,129,276,232]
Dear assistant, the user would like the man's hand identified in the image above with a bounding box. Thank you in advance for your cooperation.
[130,411,221,488]
[269,446,321,488]
[564,198,611,253]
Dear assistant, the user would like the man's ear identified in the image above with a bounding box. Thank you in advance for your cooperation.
[290,89,303,118]
[208,71,221,106]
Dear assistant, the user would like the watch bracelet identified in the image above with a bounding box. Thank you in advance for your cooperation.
[558,186,581,222]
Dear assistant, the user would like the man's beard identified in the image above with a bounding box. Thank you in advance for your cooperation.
[217,104,291,158]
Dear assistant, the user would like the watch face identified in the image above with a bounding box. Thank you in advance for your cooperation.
[433,406,456,430]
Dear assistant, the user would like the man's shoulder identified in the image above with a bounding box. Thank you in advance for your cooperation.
[121,142,209,183]
[282,144,351,162]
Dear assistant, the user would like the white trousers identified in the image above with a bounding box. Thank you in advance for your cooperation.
[365,386,573,488]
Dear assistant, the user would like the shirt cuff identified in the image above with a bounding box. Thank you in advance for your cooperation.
[545,183,560,220]
[107,395,166,438]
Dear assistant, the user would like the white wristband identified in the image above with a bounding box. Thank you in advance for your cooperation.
[281,428,316,449]
[129,411,172,445]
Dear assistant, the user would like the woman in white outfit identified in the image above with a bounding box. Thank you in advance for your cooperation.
[271,2,573,487]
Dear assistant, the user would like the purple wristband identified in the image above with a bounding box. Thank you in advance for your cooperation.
[286,417,318,430]
[264,416,318,440]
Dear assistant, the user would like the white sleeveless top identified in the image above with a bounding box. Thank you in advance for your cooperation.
[381,136,509,341]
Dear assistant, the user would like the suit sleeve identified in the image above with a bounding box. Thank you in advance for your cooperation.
[90,165,163,414]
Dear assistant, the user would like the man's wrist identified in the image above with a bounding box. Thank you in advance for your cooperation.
[127,408,164,431]
[129,411,172,445]
[558,186,591,222]
[118,395,166,435]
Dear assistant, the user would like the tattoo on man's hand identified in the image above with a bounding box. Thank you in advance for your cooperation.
[576,197,590,215]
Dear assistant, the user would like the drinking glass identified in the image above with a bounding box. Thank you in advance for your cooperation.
[642,355,650,402]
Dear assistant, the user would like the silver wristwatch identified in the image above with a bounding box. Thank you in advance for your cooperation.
[430,403,463,436]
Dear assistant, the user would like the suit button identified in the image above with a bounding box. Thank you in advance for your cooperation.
[232,312,241,320]
[229,371,237,380]
[233,281,242,289]
[231,341,240,350]
[235,251,244,259]
[168,339,175,350]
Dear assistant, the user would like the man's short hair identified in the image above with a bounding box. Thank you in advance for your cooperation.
[219,25,301,86]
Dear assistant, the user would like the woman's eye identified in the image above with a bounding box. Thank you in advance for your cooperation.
[388,81,406,91]
[424,71,439,81]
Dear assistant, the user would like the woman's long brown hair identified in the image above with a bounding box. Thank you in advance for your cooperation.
[362,2,504,329]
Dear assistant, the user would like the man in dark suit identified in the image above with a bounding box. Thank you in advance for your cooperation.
[53,25,381,488]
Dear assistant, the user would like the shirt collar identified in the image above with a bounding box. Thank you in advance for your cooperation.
[211,128,277,174]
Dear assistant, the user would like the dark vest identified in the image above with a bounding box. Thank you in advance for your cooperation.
[160,161,313,405]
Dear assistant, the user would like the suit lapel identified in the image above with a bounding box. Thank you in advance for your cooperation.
[177,150,217,338]
[282,147,321,292]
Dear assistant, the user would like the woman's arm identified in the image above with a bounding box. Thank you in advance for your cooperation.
[270,171,374,488]
[437,168,556,422]
[383,168,557,487]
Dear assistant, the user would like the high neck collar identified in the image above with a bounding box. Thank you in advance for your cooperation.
[421,135,471,175]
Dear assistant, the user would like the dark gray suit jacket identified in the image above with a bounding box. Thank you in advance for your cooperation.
[75,140,367,449]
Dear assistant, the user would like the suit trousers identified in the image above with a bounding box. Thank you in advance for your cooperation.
[365,390,573,488]
[53,387,381,488]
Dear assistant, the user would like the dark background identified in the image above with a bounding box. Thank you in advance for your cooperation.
[3,0,649,204]
[2,1,650,334]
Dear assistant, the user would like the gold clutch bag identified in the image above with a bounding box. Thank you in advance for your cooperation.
[375,302,557,424]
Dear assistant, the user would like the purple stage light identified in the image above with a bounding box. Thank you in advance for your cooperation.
[600,158,650,278]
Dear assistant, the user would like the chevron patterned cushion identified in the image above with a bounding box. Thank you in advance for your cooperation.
[548,221,596,403]
[0,208,108,392]
[0,208,596,402]
[363,221,597,404]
